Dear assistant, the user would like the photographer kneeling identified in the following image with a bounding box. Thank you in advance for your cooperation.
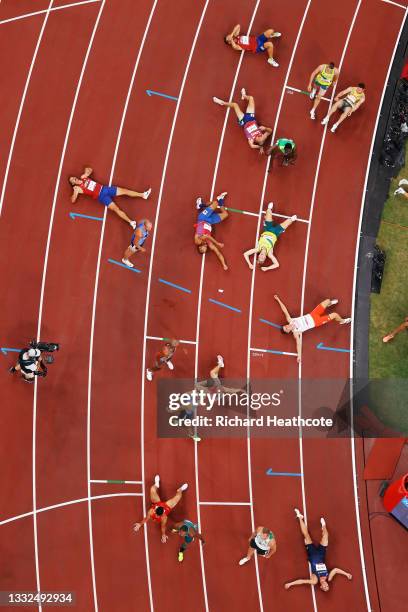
[9,347,47,383]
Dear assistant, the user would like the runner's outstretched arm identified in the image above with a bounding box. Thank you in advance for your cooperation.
[133,515,150,531]
[244,248,257,269]
[260,252,279,272]
[273,294,292,322]
[208,241,228,270]
[81,166,93,178]
[294,332,302,363]
[328,568,352,581]
[285,577,315,589]
[160,516,168,543]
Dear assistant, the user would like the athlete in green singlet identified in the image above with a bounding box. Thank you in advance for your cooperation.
[308,62,339,120]
[266,137,297,170]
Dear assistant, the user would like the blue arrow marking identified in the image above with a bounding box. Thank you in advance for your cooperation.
[259,318,282,329]
[208,298,241,313]
[1,347,21,356]
[146,90,178,101]
[70,212,103,222]
[108,259,141,273]
[266,469,302,477]
[159,278,191,293]
[316,342,351,353]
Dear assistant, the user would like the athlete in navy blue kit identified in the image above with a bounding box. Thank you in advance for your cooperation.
[122,219,152,268]
[285,509,352,591]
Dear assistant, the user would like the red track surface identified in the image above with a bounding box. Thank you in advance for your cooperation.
[0,1,407,611]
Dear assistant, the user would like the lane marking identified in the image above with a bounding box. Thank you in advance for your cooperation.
[32,3,107,610]
[225,206,309,224]
[0,0,101,26]
[316,342,351,353]
[349,8,408,612]
[90,479,142,484]
[259,318,281,329]
[146,336,196,345]
[381,0,407,9]
[139,3,211,610]
[69,211,103,221]
[208,298,241,313]
[158,278,191,293]
[266,469,302,477]
[1,347,21,355]
[250,347,297,357]
[0,493,143,527]
[107,258,141,273]
[286,85,331,102]
[199,502,251,506]
[146,89,178,100]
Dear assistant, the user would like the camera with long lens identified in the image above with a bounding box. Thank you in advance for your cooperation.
[29,339,59,353]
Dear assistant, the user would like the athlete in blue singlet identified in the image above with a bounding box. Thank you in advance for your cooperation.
[122,218,152,268]
[171,519,205,562]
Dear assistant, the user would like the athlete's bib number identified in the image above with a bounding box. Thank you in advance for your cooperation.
[246,122,259,136]
[240,36,250,45]
[203,222,211,232]
[315,563,327,572]
[87,180,96,191]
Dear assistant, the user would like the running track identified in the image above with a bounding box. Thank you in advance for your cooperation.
[0,0,406,610]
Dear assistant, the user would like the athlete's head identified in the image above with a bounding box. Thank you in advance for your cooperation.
[155,506,164,516]
[328,62,335,69]
[319,577,330,591]
[179,525,189,533]
[224,35,232,45]
[260,527,272,540]
[68,176,80,186]
[257,248,267,264]
[144,219,153,231]
[284,143,293,155]
[357,82,365,90]
[198,244,208,254]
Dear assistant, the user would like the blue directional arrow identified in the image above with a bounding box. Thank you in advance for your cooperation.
[266,468,302,477]
[146,89,178,101]
[316,342,350,353]
[1,347,21,356]
[69,212,103,221]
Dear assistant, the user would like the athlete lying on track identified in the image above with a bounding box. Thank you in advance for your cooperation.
[224,24,281,67]
[69,166,151,229]
[239,526,277,566]
[266,137,297,170]
[321,83,365,133]
[274,294,352,362]
[194,192,229,270]
[122,218,152,268]
[243,202,297,272]
[213,89,272,153]
[133,475,188,543]
[285,509,352,591]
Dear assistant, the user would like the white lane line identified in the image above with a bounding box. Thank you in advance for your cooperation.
[90,480,143,484]
[0,0,101,26]
[86,3,158,610]
[244,2,315,611]
[250,348,297,357]
[349,7,408,611]
[0,493,143,527]
[226,207,310,223]
[298,2,368,610]
[146,335,197,345]
[195,1,264,609]
[33,3,106,611]
[139,3,211,611]
[199,502,251,506]
[381,0,407,9]
[286,85,331,102]
[0,0,54,219]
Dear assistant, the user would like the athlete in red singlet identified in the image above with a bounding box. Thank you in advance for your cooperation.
[224,24,281,67]
[213,89,272,152]
[69,166,151,229]
[194,192,229,270]
[133,475,188,543]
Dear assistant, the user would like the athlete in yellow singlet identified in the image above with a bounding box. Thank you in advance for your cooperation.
[243,202,297,272]
[321,83,366,133]
[307,62,339,119]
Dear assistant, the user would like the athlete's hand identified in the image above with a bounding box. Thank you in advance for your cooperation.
[274,294,279,300]
[248,263,254,270]
[307,84,312,92]
[347,111,352,117]
[346,573,352,580]
[261,267,268,272]
[284,583,292,590]
[259,147,264,155]
[133,523,141,532]
[161,534,168,543]
[218,243,224,248]
[297,355,301,363]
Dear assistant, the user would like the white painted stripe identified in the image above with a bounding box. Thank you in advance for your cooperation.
[196,2,264,609]
[86,3,158,609]
[139,3,211,611]
[286,85,331,102]
[349,7,407,611]
[250,348,297,356]
[146,335,196,345]
[0,493,143,527]
[33,3,106,611]
[381,0,407,9]
[227,208,309,223]
[90,480,143,484]
[199,502,251,506]
[0,0,101,26]
[244,2,315,611]
[0,0,55,219]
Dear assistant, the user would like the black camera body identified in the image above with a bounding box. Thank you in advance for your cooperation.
[29,339,59,353]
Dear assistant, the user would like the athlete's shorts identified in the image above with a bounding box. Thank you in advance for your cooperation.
[263,220,285,237]
[256,33,268,52]
[249,539,268,555]
[239,112,256,126]
[198,206,222,225]
[340,100,353,112]
[305,543,327,563]
[98,185,117,206]
[310,303,331,327]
